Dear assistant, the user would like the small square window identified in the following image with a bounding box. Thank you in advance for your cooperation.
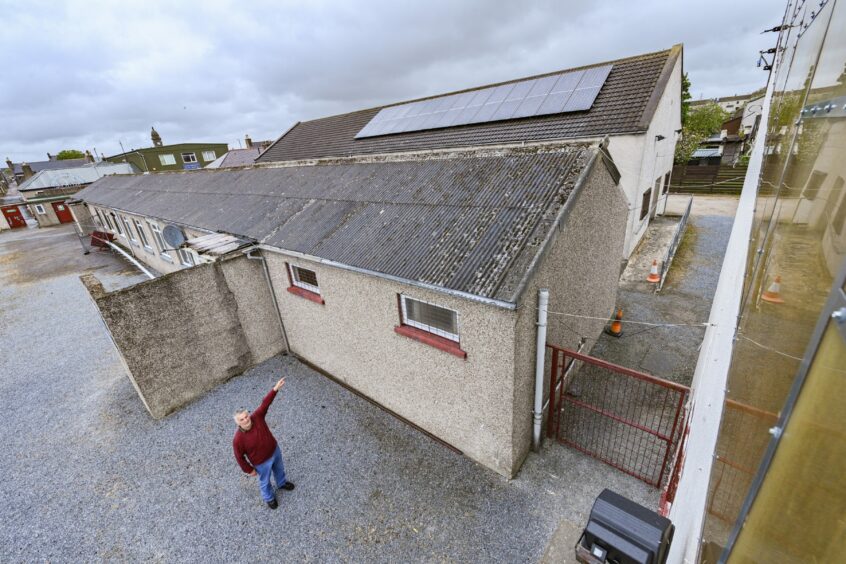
[34,204,46,214]
[181,152,197,163]
[400,295,459,342]
[159,154,176,166]
[289,264,320,294]
[201,150,217,161]
[178,248,195,267]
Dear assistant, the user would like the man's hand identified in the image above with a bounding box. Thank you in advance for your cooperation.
[273,377,285,392]
[249,470,257,477]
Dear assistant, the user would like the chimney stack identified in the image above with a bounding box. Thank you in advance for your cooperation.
[244,134,253,149]
[22,162,35,179]
[151,126,163,147]
[84,150,95,163]
[47,152,55,161]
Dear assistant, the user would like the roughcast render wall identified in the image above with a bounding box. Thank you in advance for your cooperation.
[81,255,285,418]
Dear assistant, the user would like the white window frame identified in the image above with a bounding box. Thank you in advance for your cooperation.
[399,295,460,343]
[159,154,176,166]
[103,211,115,231]
[34,204,46,215]
[123,215,138,244]
[93,208,105,228]
[148,221,171,260]
[111,213,125,236]
[201,150,216,162]
[178,248,194,267]
[134,219,153,251]
[181,152,197,163]
[288,264,320,294]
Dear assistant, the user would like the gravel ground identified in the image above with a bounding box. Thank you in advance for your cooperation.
[0,225,660,562]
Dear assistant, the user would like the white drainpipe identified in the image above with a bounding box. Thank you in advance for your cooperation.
[533,288,549,452]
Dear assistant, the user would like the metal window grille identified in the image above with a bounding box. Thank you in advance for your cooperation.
[400,295,460,342]
[181,152,197,163]
[289,264,320,294]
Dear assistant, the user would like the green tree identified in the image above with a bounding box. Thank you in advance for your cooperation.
[56,149,84,160]
[674,102,729,164]
[681,72,692,125]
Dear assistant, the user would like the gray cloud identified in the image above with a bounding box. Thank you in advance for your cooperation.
[1,0,777,163]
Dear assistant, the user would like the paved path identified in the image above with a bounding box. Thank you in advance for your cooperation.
[0,225,656,562]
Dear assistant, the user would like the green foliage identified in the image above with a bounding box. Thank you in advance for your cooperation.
[674,102,730,164]
[681,73,692,125]
[56,149,84,160]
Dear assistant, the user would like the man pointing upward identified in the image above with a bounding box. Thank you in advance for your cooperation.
[233,376,295,509]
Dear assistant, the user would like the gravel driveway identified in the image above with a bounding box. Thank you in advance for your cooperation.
[1,225,656,562]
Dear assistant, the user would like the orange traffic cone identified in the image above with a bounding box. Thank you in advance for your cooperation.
[647,259,661,283]
[605,309,623,338]
[761,275,785,304]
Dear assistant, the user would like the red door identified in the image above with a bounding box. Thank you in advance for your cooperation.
[52,202,74,224]
[1,205,26,228]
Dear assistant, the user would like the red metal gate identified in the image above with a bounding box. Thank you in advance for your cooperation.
[546,345,689,488]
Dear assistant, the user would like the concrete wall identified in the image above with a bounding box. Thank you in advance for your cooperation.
[81,255,285,418]
[510,156,629,468]
[87,204,208,274]
[28,202,63,227]
[608,55,682,256]
[263,250,520,477]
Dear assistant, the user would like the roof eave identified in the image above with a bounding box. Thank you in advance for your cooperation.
[636,43,683,130]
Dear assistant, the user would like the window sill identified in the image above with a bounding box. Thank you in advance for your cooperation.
[160,254,173,263]
[287,286,324,304]
[394,325,467,359]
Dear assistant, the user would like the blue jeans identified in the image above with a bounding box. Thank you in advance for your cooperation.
[254,446,287,502]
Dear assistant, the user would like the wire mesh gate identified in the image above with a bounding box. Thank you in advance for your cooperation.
[546,345,689,488]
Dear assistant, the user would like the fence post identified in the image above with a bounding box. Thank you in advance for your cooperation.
[547,348,559,439]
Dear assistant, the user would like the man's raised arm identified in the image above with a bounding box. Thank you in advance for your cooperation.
[254,377,285,418]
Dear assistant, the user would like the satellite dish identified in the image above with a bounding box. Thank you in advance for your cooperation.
[163,224,186,248]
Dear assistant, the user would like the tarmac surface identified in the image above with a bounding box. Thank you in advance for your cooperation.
[1,224,656,562]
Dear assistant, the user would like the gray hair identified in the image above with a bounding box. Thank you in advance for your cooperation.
[233,409,249,420]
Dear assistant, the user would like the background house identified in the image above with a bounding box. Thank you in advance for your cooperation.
[76,141,628,477]
[205,135,271,169]
[256,46,683,259]
[5,153,90,184]
[105,127,228,172]
[18,162,136,227]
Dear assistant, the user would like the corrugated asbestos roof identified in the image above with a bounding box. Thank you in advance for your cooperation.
[257,47,680,163]
[77,145,599,302]
[17,162,137,191]
[12,158,88,175]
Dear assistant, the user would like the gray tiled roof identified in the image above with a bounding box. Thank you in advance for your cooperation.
[257,46,680,163]
[205,147,261,168]
[77,145,602,302]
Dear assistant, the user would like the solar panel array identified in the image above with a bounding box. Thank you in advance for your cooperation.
[355,64,613,139]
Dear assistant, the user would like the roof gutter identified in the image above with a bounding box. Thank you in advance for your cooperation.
[256,244,517,311]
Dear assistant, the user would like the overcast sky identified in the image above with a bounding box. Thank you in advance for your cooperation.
[1,0,779,163]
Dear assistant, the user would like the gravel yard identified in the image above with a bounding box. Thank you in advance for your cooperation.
[1,225,656,562]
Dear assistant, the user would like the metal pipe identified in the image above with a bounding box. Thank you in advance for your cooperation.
[532,288,549,452]
[96,237,155,279]
[247,248,291,355]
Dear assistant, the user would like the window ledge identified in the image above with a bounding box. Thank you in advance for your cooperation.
[287,286,325,304]
[394,325,466,359]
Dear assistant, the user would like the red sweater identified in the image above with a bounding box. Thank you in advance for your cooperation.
[233,389,279,473]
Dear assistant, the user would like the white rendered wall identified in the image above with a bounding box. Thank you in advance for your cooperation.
[607,56,682,257]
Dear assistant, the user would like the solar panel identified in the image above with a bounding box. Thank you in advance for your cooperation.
[355,64,612,139]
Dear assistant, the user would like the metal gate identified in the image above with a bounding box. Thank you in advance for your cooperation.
[546,345,689,488]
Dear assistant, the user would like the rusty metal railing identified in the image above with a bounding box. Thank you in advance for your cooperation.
[546,345,690,488]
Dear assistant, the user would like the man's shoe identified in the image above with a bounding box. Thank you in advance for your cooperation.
[278,482,295,491]
[266,498,278,509]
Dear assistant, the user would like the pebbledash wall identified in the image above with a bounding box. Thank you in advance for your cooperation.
[81,255,286,419]
[260,157,627,477]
